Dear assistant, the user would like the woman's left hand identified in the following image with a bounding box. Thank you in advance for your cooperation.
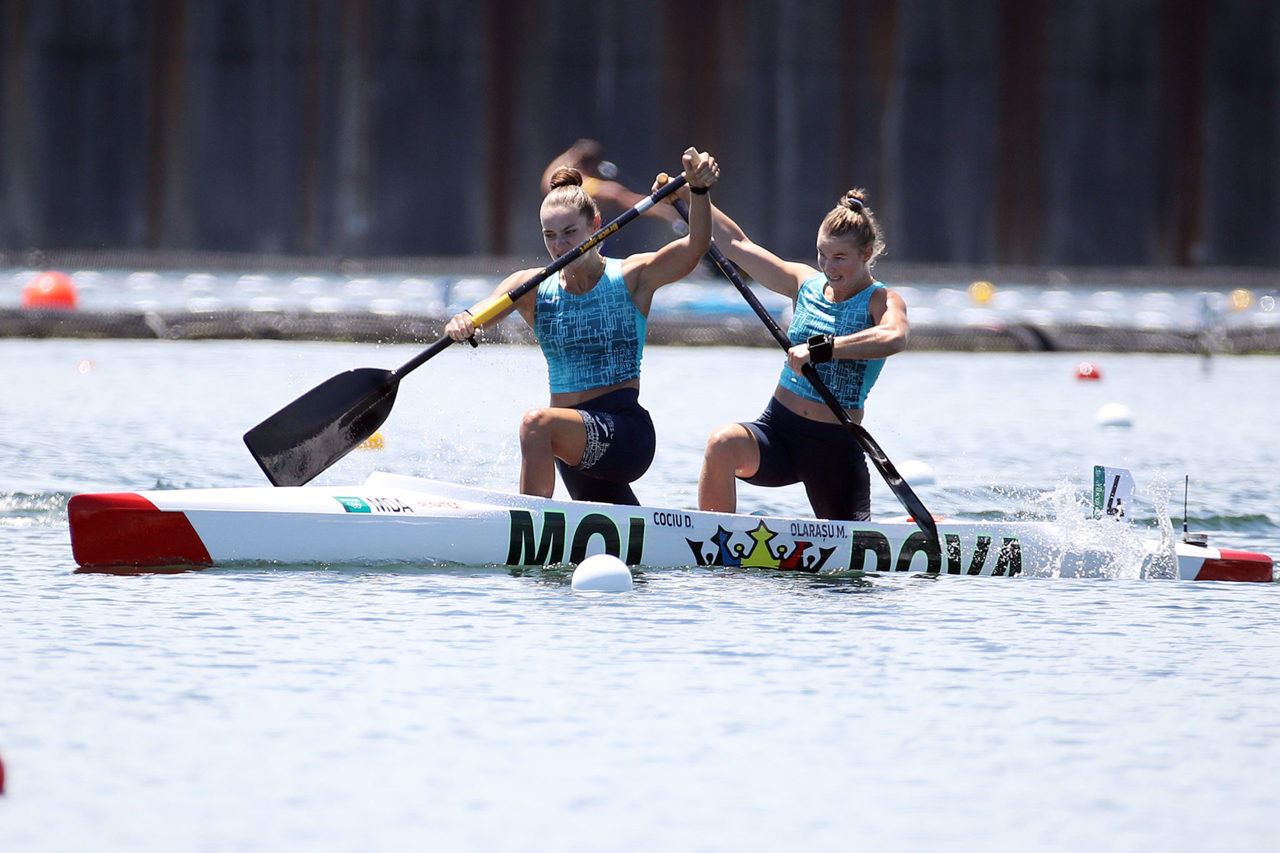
[682,147,719,191]
[786,343,812,373]
[650,148,719,200]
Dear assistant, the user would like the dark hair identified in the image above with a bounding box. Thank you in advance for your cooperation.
[568,139,604,172]
[819,189,885,263]
[543,167,599,221]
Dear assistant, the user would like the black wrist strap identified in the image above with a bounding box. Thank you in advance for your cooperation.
[689,185,710,195]
[807,333,834,363]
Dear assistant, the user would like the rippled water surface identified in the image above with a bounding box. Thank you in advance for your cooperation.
[2,339,1278,851]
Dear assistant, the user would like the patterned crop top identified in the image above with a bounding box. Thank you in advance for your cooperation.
[777,274,887,409]
[534,257,647,394]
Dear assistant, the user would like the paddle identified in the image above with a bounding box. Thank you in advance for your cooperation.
[671,198,939,544]
[245,173,690,487]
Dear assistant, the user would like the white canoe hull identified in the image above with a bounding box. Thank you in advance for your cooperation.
[68,472,1273,582]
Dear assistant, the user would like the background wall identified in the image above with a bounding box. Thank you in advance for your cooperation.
[1,0,1276,267]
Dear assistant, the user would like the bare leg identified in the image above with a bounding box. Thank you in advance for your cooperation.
[698,423,760,513]
[518,407,588,497]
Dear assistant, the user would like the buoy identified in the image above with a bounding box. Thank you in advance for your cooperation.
[897,460,936,486]
[1076,361,1102,380]
[357,431,385,450]
[1,750,5,794]
[1095,402,1133,428]
[1229,288,1253,311]
[968,280,995,304]
[571,553,633,592]
[21,270,78,309]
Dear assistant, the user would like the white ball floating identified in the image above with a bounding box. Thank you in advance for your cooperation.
[1095,402,1134,428]
[571,553,633,592]
[897,459,936,486]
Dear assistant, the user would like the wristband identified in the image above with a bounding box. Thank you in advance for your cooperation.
[689,185,710,195]
[806,333,834,363]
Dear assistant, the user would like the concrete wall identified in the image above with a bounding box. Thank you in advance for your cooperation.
[1,0,1276,266]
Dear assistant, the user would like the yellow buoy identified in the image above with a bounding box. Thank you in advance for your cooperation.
[1229,288,1253,311]
[358,431,385,450]
[968,280,995,304]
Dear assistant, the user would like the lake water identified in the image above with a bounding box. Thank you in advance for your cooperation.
[2,338,1278,851]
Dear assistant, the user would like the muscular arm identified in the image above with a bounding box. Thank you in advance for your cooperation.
[443,269,539,340]
[834,287,910,358]
[709,203,816,300]
[626,148,719,310]
[785,287,909,374]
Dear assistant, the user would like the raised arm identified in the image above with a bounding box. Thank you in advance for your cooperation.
[625,148,720,303]
[709,203,817,300]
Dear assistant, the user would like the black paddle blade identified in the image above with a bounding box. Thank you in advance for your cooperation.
[244,368,399,486]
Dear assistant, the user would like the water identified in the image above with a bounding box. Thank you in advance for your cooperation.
[3,338,1278,851]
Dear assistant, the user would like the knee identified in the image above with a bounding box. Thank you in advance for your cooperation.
[704,424,746,466]
[518,408,553,442]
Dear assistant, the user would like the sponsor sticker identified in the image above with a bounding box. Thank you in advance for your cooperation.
[334,496,371,513]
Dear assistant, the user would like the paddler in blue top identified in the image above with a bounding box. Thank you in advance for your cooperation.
[445,147,720,505]
[696,188,909,521]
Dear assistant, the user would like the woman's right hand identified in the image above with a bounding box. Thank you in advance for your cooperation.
[650,171,685,205]
[444,310,476,341]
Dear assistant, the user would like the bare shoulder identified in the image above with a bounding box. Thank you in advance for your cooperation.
[619,251,658,286]
[870,284,909,323]
[871,283,905,303]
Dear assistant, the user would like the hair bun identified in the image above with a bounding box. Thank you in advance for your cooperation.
[843,190,866,212]
[549,167,585,189]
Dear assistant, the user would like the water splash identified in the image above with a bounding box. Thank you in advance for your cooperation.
[1017,477,1177,579]
[0,490,69,528]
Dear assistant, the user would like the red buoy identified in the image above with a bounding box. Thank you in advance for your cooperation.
[1076,361,1102,380]
[21,270,78,309]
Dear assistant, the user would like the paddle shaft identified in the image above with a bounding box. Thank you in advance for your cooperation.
[245,173,689,486]
[672,199,938,542]
[390,174,689,381]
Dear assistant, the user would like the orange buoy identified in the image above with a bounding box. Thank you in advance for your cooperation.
[1076,361,1102,380]
[21,271,78,309]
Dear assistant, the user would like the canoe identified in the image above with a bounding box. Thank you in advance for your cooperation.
[67,471,1273,581]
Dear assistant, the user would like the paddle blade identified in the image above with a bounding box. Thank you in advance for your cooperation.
[244,368,399,486]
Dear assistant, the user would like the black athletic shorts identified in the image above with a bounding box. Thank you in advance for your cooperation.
[555,387,655,506]
[741,397,871,521]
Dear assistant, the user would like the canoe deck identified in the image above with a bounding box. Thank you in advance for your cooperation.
[68,472,1274,582]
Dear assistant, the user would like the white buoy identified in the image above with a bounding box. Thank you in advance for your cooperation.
[1095,402,1134,428]
[897,459,936,486]
[571,553,633,592]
